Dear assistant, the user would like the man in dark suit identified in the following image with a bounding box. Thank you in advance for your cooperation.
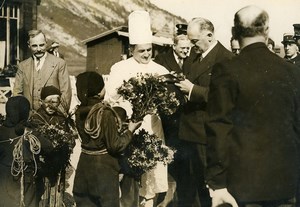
[175,17,233,207]
[154,34,190,152]
[155,34,190,73]
[205,5,300,207]
[154,34,190,207]
[154,34,191,148]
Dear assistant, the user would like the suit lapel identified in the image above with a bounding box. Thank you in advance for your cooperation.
[167,53,182,73]
[41,54,55,87]
[23,58,34,96]
[188,43,220,82]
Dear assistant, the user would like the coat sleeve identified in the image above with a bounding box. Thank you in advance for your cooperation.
[205,62,238,190]
[189,84,209,103]
[189,48,233,104]
[13,63,25,96]
[154,54,164,66]
[57,59,72,111]
[102,109,133,155]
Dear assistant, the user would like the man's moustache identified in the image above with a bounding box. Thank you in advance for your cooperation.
[35,52,45,56]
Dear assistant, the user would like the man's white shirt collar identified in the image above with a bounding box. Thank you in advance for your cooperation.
[202,41,218,58]
[34,53,47,71]
[188,41,218,101]
[173,51,182,64]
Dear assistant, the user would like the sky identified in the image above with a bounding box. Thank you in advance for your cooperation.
[149,0,300,49]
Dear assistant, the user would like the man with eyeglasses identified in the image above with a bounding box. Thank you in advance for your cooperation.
[28,85,70,206]
[31,86,66,126]
[174,17,233,207]
[40,86,62,115]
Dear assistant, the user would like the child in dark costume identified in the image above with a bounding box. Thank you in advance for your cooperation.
[0,96,39,206]
[72,72,141,207]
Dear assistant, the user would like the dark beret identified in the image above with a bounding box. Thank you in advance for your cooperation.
[40,86,61,100]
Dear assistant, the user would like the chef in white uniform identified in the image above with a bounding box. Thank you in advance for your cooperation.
[104,10,169,207]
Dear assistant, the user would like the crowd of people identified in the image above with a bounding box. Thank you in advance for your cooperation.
[1,4,300,207]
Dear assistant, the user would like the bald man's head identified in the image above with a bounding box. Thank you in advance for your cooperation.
[232,5,269,40]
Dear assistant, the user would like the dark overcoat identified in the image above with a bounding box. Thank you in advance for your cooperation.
[206,42,300,201]
[154,48,182,73]
[179,42,233,144]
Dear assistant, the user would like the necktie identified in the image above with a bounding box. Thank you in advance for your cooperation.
[36,59,41,71]
[178,59,183,69]
[198,54,203,62]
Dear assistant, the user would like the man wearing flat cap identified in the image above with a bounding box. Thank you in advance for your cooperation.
[282,33,300,68]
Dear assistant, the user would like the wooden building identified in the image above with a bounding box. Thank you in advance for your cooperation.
[82,26,129,75]
[82,26,173,75]
[0,0,40,69]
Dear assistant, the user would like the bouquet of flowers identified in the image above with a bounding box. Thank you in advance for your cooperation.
[117,73,181,121]
[33,122,77,183]
[35,123,76,150]
[27,109,77,183]
[120,129,176,179]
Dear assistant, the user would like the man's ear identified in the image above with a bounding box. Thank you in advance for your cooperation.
[207,32,213,42]
[39,99,43,105]
[231,26,237,39]
[263,26,269,40]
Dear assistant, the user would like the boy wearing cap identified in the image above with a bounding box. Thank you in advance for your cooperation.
[0,96,37,206]
[282,33,300,68]
[72,71,141,207]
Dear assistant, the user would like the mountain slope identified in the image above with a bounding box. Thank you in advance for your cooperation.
[37,0,186,75]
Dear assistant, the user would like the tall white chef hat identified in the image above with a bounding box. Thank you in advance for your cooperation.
[128,10,153,45]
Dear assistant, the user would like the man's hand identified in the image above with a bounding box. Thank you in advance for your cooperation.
[175,79,194,94]
[210,188,238,207]
[128,120,142,133]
